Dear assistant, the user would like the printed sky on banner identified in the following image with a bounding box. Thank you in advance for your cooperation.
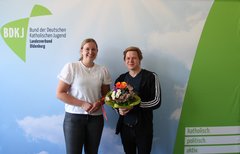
[0,0,213,154]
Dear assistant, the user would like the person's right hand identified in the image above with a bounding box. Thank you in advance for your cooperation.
[119,107,132,116]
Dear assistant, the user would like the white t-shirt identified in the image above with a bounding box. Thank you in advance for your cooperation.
[58,61,112,115]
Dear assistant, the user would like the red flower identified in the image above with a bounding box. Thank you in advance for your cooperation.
[115,82,127,89]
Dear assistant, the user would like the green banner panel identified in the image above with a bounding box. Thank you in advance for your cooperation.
[174,0,240,153]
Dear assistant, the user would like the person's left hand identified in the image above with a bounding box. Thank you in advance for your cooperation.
[88,102,101,113]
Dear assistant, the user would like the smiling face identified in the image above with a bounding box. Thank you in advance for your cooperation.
[124,50,141,71]
[81,41,98,63]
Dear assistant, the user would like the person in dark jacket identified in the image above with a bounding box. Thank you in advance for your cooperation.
[115,46,161,154]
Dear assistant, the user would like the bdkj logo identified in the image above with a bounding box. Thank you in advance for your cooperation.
[0,4,52,62]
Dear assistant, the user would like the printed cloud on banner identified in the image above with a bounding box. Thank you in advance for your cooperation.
[17,114,64,144]
[0,4,52,62]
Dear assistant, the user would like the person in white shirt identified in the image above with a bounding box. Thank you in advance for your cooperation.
[56,38,112,154]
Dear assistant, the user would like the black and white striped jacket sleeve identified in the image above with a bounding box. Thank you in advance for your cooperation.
[140,72,161,110]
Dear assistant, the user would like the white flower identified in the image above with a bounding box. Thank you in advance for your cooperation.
[115,89,121,98]
[111,91,116,100]
[105,96,110,101]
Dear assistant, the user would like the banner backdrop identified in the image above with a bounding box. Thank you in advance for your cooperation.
[174,0,240,154]
[0,1,214,154]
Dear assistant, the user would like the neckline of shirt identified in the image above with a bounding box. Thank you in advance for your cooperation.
[79,61,96,72]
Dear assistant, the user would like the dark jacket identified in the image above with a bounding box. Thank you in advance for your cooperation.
[115,69,161,134]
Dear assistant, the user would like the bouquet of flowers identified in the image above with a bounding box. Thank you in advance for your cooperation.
[104,81,141,108]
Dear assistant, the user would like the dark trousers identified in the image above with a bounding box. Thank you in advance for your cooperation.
[63,112,104,154]
[120,124,153,154]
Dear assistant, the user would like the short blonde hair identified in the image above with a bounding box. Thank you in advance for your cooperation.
[123,46,143,61]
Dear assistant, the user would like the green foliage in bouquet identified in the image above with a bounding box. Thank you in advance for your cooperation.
[104,82,141,108]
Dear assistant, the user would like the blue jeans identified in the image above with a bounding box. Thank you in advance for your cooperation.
[63,112,104,154]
